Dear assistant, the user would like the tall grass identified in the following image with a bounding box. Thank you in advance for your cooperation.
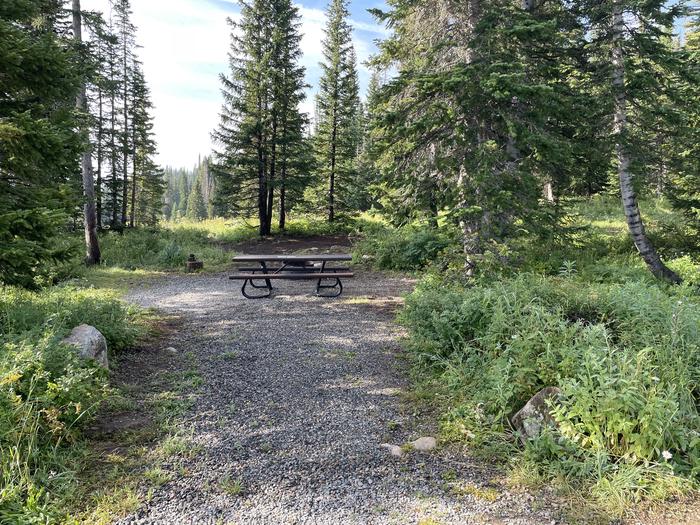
[402,273,700,514]
[0,286,142,522]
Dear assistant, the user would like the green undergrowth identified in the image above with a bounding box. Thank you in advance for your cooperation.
[95,215,357,274]
[401,273,700,517]
[0,285,144,523]
[69,347,204,524]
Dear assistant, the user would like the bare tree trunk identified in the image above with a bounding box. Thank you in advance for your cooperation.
[129,116,136,227]
[72,0,101,265]
[329,119,337,223]
[611,2,680,284]
[121,36,129,227]
[457,0,481,275]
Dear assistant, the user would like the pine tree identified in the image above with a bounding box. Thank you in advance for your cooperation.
[177,173,189,218]
[665,17,700,241]
[0,0,83,286]
[314,0,360,222]
[114,0,135,228]
[371,0,586,273]
[130,59,164,226]
[212,0,308,235]
[186,178,207,221]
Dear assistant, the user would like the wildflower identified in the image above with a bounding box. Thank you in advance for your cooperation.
[662,450,672,461]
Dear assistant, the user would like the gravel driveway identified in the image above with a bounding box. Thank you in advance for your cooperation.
[118,271,560,525]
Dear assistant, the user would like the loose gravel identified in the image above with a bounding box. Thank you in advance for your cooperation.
[117,270,561,525]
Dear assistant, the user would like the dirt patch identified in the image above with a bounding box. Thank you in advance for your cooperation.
[94,412,153,435]
[229,233,352,255]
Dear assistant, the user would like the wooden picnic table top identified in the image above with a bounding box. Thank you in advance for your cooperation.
[232,254,352,263]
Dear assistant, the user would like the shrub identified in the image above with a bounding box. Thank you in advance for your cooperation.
[0,286,141,521]
[354,223,451,271]
[401,273,700,512]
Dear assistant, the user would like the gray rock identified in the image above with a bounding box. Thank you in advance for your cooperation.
[511,387,562,442]
[410,436,437,452]
[62,324,108,369]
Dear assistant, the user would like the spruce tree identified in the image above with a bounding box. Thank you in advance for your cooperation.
[314,0,360,222]
[130,59,164,226]
[0,0,83,286]
[212,0,308,235]
[186,178,207,221]
[371,0,585,273]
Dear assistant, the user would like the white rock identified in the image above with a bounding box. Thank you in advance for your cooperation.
[62,324,108,369]
[380,443,404,457]
[165,347,178,355]
[410,436,437,452]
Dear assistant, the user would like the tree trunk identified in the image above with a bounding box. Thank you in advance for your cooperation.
[72,0,101,265]
[329,120,337,223]
[96,80,103,229]
[121,36,129,227]
[129,117,137,227]
[279,145,287,230]
[611,2,680,284]
[457,0,481,275]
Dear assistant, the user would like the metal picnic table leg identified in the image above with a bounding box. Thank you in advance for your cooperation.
[242,261,273,299]
[315,261,343,298]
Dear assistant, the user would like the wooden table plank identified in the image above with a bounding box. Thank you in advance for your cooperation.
[232,254,352,262]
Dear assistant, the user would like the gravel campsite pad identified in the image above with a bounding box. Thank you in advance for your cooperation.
[117,271,561,525]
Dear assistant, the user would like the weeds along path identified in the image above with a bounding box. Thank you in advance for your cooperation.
[117,270,560,524]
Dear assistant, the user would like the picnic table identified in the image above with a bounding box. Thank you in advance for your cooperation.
[229,254,354,299]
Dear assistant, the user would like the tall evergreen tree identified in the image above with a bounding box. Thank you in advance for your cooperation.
[114,0,135,228]
[212,0,308,235]
[130,59,164,227]
[186,177,207,221]
[372,0,586,273]
[0,0,83,286]
[314,0,360,222]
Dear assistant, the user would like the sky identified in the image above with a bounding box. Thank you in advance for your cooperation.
[82,0,388,169]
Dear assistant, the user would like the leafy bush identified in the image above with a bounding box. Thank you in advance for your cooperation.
[0,286,141,521]
[401,273,700,512]
[354,223,451,271]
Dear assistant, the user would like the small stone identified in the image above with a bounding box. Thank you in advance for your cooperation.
[410,436,437,452]
[62,324,108,369]
[166,347,178,355]
[380,444,403,457]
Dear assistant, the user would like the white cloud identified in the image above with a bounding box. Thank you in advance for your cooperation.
[81,0,381,167]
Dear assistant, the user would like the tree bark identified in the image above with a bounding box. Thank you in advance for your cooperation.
[121,33,129,227]
[611,2,680,284]
[72,0,101,265]
[457,0,481,275]
[129,111,137,227]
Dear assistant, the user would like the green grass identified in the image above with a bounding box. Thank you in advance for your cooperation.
[88,215,357,275]
[0,285,144,523]
[219,475,244,497]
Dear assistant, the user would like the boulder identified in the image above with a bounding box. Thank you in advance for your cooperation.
[62,324,109,369]
[511,387,562,442]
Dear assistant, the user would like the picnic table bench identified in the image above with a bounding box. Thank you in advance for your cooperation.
[229,254,354,299]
